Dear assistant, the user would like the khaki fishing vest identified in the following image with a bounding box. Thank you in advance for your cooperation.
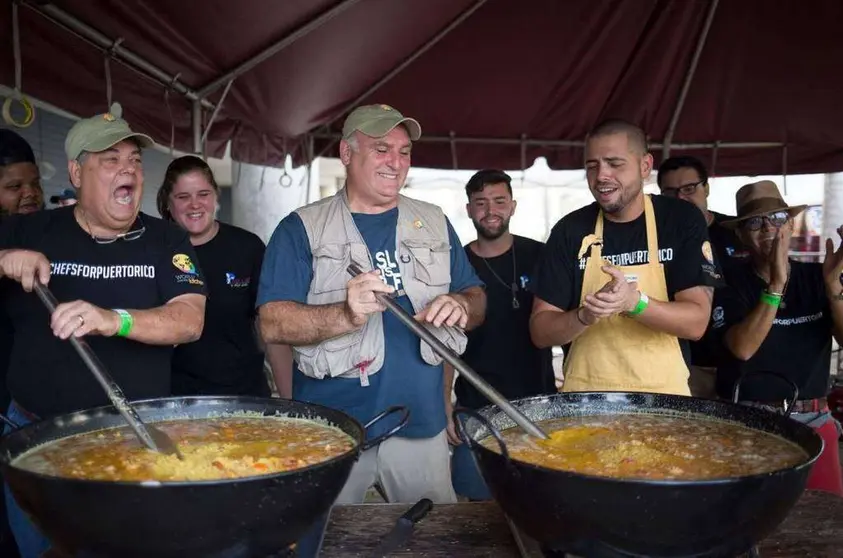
[293,188,467,383]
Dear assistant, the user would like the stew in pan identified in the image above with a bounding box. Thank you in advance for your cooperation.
[13,416,355,482]
[481,413,808,480]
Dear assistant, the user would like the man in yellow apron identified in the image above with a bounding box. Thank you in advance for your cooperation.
[530,120,722,396]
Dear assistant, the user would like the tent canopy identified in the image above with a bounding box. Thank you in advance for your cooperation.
[3,0,842,176]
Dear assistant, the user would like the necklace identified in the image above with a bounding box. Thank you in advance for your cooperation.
[479,240,520,310]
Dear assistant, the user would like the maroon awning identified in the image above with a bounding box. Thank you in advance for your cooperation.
[2,0,842,175]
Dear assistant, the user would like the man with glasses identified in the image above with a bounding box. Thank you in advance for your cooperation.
[656,156,747,396]
[0,103,207,557]
[712,180,843,496]
[657,155,747,271]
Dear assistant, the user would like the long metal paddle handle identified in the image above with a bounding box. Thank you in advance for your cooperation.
[33,282,162,452]
[347,263,547,439]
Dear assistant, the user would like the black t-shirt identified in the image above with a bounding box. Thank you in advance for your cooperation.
[711,261,832,401]
[0,207,206,418]
[534,195,723,365]
[0,280,12,413]
[455,235,556,410]
[709,211,751,271]
[171,222,269,397]
[689,211,750,367]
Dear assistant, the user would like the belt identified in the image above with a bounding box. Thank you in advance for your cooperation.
[741,397,828,414]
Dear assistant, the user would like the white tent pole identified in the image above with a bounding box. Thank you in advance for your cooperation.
[662,0,720,159]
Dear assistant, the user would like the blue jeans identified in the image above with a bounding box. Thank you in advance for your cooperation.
[451,441,491,501]
[4,403,51,558]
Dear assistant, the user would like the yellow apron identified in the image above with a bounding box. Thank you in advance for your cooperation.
[562,195,690,396]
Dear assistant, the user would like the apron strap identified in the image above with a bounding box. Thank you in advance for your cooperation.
[642,195,659,263]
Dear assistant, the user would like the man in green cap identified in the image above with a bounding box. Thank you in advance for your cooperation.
[0,102,207,557]
[258,104,486,511]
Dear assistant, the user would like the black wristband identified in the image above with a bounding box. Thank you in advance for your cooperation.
[576,307,590,326]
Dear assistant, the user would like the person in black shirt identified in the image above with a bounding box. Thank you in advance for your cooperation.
[532,120,721,396]
[0,130,43,218]
[712,180,843,496]
[445,169,555,500]
[0,129,42,558]
[657,155,748,269]
[0,103,207,558]
[657,155,747,396]
[157,156,292,397]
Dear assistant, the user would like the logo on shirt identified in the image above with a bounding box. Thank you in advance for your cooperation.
[172,254,203,286]
[375,250,404,293]
[519,274,531,290]
[50,262,155,280]
[701,241,714,265]
[725,246,750,259]
[712,305,725,329]
[225,272,251,288]
[172,254,197,275]
[578,248,674,270]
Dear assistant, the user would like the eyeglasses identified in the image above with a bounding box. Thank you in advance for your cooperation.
[91,224,146,244]
[661,181,704,197]
[742,211,789,231]
[81,210,146,244]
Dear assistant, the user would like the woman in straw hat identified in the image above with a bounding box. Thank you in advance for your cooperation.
[711,180,843,496]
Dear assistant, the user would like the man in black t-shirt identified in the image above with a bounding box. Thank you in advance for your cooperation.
[445,169,555,500]
[532,120,721,395]
[657,155,747,395]
[0,104,207,558]
[711,180,842,496]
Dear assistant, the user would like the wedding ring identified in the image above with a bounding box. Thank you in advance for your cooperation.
[76,314,85,327]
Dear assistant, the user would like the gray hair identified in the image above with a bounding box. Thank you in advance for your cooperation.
[344,133,359,152]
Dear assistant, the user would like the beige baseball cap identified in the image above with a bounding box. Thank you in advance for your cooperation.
[341,104,421,141]
[65,102,154,160]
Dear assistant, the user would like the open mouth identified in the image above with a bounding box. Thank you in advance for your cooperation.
[376,171,399,181]
[113,183,136,206]
[185,211,206,222]
[595,184,619,200]
[18,201,40,213]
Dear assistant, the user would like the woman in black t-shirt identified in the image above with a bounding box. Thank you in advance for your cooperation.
[157,156,292,397]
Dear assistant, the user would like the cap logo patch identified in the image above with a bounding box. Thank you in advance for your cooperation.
[380,104,393,111]
[103,113,115,122]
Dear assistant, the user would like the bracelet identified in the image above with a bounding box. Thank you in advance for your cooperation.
[114,309,133,337]
[627,291,649,316]
[760,291,782,308]
[576,307,590,326]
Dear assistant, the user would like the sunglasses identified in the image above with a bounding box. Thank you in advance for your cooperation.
[661,181,704,197]
[742,211,789,231]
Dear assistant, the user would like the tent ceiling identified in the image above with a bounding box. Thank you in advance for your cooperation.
[2,0,842,176]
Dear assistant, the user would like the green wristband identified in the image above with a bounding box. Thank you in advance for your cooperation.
[114,309,133,337]
[627,291,649,316]
[760,291,782,308]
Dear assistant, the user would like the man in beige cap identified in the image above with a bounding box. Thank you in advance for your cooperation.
[258,104,486,511]
[712,180,843,496]
[0,102,207,556]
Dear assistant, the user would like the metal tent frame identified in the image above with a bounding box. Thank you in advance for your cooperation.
[13,0,788,174]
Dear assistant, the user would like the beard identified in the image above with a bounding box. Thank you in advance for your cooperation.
[473,216,510,240]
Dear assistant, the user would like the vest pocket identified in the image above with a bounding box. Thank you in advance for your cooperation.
[403,240,451,286]
[312,243,351,294]
[295,328,365,379]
